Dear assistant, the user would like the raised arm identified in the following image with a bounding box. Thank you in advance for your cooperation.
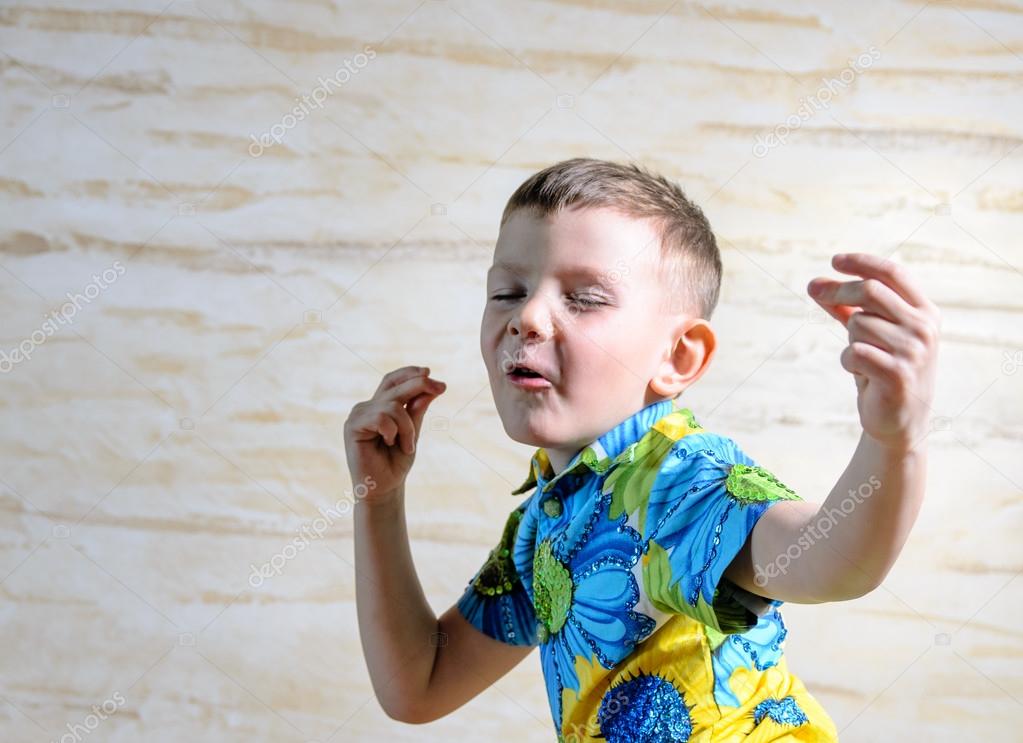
[724,253,941,604]
[346,366,533,724]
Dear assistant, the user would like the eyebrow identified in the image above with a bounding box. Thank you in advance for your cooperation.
[487,261,627,287]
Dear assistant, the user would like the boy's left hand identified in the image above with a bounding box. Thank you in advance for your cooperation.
[807,252,941,453]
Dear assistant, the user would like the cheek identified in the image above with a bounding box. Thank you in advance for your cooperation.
[480,318,503,371]
[480,307,497,333]
[481,307,503,332]
[568,325,650,379]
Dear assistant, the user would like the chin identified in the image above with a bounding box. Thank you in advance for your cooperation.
[498,408,559,448]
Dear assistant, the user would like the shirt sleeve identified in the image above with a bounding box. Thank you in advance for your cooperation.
[638,431,804,635]
[455,503,539,646]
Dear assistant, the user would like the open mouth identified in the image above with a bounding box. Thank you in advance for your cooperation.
[509,366,543,378]
[506,365,553,388]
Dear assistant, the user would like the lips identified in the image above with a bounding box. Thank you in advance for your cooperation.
[506,360,548,378]
[504,357,555,387]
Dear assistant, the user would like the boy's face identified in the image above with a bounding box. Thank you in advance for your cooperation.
[481,205,701,473]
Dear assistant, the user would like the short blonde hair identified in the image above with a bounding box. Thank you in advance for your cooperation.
[500,158,722,319]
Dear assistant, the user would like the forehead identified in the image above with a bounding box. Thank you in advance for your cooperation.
[489,206,663,285]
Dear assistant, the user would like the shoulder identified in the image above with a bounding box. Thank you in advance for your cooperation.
[652,427,801,506]
[662,429,755,473]
[606,423,801,539]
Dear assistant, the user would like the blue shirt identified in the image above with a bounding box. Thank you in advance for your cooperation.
[456,397,838,741]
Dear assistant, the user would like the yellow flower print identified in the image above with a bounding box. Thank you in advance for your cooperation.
[557,613,722,742]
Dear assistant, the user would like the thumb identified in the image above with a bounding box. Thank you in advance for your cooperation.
[406,384,445,438]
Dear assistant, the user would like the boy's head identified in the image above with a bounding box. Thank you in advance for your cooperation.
[482,158,721,472]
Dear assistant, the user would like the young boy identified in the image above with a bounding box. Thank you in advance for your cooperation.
[344,158,940,741]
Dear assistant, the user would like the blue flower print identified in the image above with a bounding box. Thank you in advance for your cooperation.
[517,484,657,728]
[641,432,801,633]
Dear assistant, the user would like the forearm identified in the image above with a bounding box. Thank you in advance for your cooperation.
[806,431,928,600]
[354,485,439,718]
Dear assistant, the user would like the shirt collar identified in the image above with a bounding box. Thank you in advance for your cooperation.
[510,396,691,495]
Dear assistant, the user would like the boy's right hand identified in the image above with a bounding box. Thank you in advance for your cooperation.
[343,365,447,500]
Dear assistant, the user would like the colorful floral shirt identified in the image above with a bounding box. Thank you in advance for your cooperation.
[456,397,839,741]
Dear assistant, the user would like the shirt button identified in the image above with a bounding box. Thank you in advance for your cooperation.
[542,498,562,517]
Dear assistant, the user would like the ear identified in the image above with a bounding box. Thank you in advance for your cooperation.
[648,318,717,398]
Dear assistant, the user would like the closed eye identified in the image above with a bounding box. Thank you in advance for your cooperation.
[490,293,606,308]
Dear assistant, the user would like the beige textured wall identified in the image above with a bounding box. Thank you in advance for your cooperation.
[1,2,1021,741]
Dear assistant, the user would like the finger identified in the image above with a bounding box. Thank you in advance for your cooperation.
[385,401,417,455]
[375,366,429,396]
[406,385,445,436]
[846,310,902,355]
[809,288,856,326]
[839,341,899,382]
[391,378,446,452]
[366,409,398,446]
[349,404,408,450]
[829,253,931,310]
[381,373,445,407]
[808,277,909,324]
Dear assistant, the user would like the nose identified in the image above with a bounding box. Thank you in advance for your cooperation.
[508,290,555,341]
